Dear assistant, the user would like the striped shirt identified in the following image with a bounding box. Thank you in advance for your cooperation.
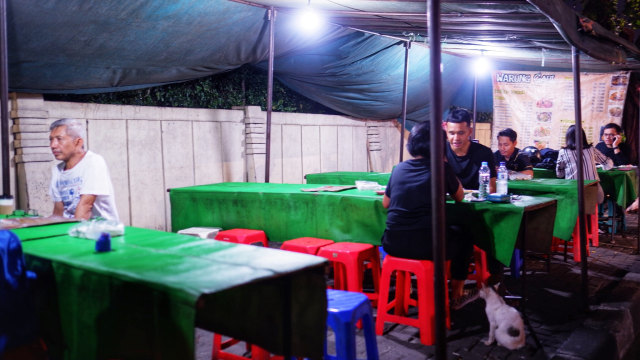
[556,146,613,203]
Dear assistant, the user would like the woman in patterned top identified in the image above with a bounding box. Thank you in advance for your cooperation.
[556,125,613,203]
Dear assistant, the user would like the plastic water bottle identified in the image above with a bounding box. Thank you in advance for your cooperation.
[497,161,509,195]
[478,161,490,200]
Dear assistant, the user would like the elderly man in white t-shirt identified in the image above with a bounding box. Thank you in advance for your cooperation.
[49,118,119,221]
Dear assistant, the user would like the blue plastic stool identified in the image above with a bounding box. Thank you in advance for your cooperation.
[326,289,379,360]
[598,198,626,235]
[510,248,523,279]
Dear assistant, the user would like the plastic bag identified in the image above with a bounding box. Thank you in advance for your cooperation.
[68,219,125,240]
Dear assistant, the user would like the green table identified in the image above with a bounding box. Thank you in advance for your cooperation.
[305,171,602,241]
[305,171,391,185]
[508,179,599,241]
[170,182,556,266]
[533,167,638,207]
[12,223,327,360]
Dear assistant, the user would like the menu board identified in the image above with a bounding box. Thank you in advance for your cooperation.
[491,70,630,150]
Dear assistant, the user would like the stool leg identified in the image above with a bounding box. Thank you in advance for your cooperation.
[334,319,356,360]
[345,258,362,294]
[415,264,435,345]
[360,307,380,360]
[375,261,392,336]
[510,248,522,279]
[590,213,599,247]
[394,270,407,316]
[333,263,345,290]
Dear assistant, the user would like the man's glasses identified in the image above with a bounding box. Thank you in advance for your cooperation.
[603,133,617,137]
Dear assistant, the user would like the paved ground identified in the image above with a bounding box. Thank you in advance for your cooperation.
[196,212,640,360]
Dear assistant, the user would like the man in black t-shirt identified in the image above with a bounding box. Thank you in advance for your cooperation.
[444,108,502,286]
[444,108,496,191]
[494,128,533,176]
[595,123,631,166]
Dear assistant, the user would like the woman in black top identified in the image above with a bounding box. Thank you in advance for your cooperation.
[381,122,476,309]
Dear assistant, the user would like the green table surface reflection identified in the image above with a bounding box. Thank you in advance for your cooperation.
[170,182,556,266]
[12,223,326,360]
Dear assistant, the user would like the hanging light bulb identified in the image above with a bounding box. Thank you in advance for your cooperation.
[473,52,491,76]
[296,1,324,34]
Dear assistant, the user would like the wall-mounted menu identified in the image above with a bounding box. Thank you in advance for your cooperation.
[491,70,630,151]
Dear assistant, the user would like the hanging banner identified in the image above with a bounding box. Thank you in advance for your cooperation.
[491,70,630,150]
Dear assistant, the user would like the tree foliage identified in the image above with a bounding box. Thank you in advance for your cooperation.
[581,0,640,42]
[44,65,341,115]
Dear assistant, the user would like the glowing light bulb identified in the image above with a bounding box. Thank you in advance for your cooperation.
[473,55,490,76]
[296,6,323,34]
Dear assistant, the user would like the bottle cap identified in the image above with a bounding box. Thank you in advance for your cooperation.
[500,162,506,166]
[95,232,111,252]
[481,161,488,166]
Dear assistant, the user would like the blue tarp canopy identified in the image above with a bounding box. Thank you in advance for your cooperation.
[6,0,640,121]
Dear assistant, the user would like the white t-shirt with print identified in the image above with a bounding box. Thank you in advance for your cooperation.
[49,150,119,221]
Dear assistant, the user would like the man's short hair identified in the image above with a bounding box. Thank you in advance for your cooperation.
[445,108,472,126]
[602,123,622,134]
[50,118,86,143]
[497,128,517,142]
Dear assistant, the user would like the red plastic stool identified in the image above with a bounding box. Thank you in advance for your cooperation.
[375,255,450,346]
[280,237,334,255]
[215,229,268,247]
[212,335,290,360]
[317,242,381,307]
[212,334,266,360]
[551,211,597,262]
[468,246,490,287]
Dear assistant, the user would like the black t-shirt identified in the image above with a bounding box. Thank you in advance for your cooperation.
[493,148,533,172]
[446,141,496,190]
[595,141,631,166]
[384,158,460,231]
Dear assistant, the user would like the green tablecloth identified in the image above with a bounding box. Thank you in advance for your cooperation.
[305,171,391,185]
[533,167,638,207]
[14,224,327,360]
[170,182,556,266]
[508,179,598,241]
[304,171,604,241]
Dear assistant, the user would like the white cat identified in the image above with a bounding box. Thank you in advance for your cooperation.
[479,284,526,350]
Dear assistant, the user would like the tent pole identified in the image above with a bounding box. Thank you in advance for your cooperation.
[472,73,477,139]
[427,0,447,359]
[265,7,276,183]
[637,82,640,254]
[399,41,411,163]
[0,0,11,199]
[572,46,589,313]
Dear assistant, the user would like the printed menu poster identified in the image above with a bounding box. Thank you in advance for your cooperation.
[491,70,630,150]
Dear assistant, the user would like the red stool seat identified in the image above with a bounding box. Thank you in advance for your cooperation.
[375,255,450,346]
[316,242,381,307]
[280,237,335,255]
[215,229,268,247]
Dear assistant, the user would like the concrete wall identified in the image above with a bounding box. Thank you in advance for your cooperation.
[11,94,402,231]
[475,123,492,148]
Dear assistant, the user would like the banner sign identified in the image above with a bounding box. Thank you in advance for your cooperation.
[491,70,630,150]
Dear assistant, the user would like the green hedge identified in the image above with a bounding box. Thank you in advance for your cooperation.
[44,65,340,115]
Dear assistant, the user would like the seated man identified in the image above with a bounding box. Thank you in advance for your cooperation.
[494,128,533,177]
[444,108,496,192]
[49,118,119,221]
[444,108,502,286]
[596,123,630,166]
